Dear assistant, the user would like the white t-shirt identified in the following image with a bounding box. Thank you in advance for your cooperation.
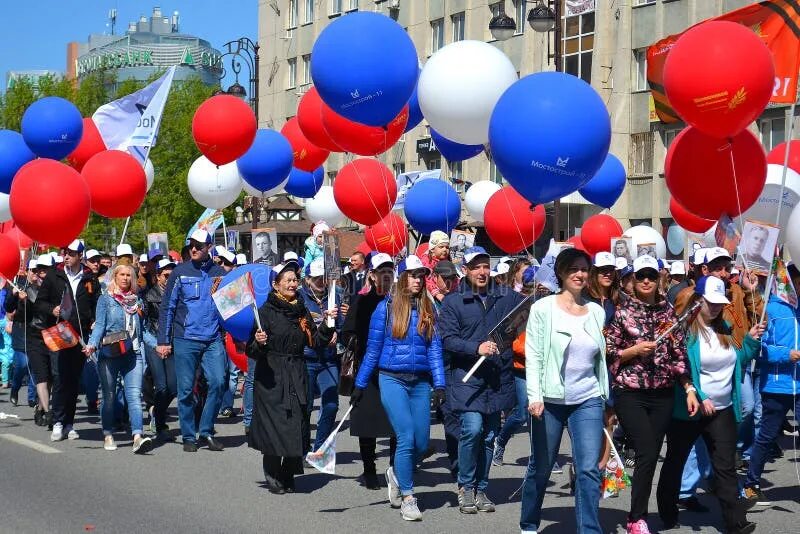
[698,326,736,410]
[546,307,601,405]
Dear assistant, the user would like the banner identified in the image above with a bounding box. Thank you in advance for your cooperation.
[212,271,256,320]
[647,0,800,123]
[186,208,224,243]
[566,0,595,17]
[393,169,440,211]
[772,257,798,308]
[42,322,80,352]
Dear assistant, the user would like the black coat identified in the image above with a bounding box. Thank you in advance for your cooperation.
[3,276,37,352]
[34,265,100,342]
[341,287,393,438]
[143,284,164,334]
[246,292,333,459]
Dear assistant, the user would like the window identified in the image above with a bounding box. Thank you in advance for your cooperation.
[329,0,342,15]
[287,0,298,36]
[431,19,444,53]
[286,58,297,89]
[663,129,679,149]
[562,9,594,83]
[393,162,406,176]
[426,158,441,171]
[347,0,359,11]
[513,0,525,35]
[760,117,786,151]
[629,132,654,176]
[633,49,647,92]
[303,0,314,23]
[452,12,465,42]
[449,161,464,191]
[490,161,503,184]
[301,54,311,85]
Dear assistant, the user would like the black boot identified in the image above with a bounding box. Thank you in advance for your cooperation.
[263,455,285,495]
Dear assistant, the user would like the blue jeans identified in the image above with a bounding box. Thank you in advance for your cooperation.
[746,392,800,487]
[306,360,340,451]
[81,358,99,404]
[219,358,239,413]
[679,438,712,499]
[173,337,226,443]
[243,357,256,427]
[458,411,501,492]
[379,373,431,496]
[737,365,755,459]
[11,350,36,405]
[498,375,528,447]
[143,331,176,431]
[98,351,144,436]
[520,396,604,533]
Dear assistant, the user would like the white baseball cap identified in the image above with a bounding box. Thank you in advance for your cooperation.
[615,257,628,270]
[695,275,730,304]
[85,249,101,260]
[498,256,513,265]
[369,252,394,271]
[66,239,85,253]
[284,251,299,262]
[116,244,133,257]
[703,247,732,264]
[188,229,212,245]
[215,247,236,265]
[306,258,325,278]
[272,261,300,276]
[139,253,149,263]
[633,255,660,274]
[491,261,510,277]
[593,252,616,268]
[731,267,740,275]
[398,255,430,275]
[36,255,54,268]
[156,258,176,271]
[27,259,38,270]
[235,253,248,266]
[670,262,686,276]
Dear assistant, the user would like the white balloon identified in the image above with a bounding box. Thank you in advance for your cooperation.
[418,40,517,145]
[242,176,289,198]
[0,193,11,222]
[623,224,667,259]
[465,180,502,222]
[786,204,800,263]
[305,186,345,227]
[144,159,155,191]
[666,224,686,256]
[736,163,800,241]
[187,156,243,210]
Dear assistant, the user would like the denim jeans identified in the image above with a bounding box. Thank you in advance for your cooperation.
[11,350,37,405]
[746,392,800,487]
[173,336,226,443]
[98,351,144,436]
[219,360,239,413]
[520,396,604,533]
[306,360,340,451]
[143,331,176,431]
[737,365,755,459]
[498,374,528,447]
[458,411,501,492]
[243,357,256,427]
[81,357,99,404]
[679,438,712,499]
[379,373,431,496]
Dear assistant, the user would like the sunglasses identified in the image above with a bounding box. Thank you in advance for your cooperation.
[635,269,659,282]
[597,267,616,277]
[189,241,206,251]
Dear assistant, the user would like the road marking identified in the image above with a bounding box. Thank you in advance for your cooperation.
[0,433,62,454]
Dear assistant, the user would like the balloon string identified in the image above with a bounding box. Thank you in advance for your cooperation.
[503,189,530,257]
[727,145,758,328]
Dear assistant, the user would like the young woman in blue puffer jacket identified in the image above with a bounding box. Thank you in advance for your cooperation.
[351,255,446,522]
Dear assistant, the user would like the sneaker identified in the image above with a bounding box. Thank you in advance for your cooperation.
[677,496,710,513]
[475,491,496,512]
[492,436,505,466]
[50,422,64,442]
[730,521,757,534]
[9,389,18,406]
[521,531,538,534]
[457,487,477,514]
[220,407,235,418]
[626,519,651,534]
[104,436,117,451]
[551,461,563,474]
[132,435,153,454]
[783,419,799,436]
[624,449,636,468]
[743,485,771,506]
[148,409,157,434]
[386,467,402,508]
[65,426,79,440]
[400,496,422,521]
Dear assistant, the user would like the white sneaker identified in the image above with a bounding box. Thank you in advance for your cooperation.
[400,496,422,521]
[104,436,117,451]
[65,426,79,440]
[386,466,402,508]
[521,531,538,534]
[50,422,63,442]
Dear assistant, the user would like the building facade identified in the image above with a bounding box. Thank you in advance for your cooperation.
[6,70,64,91]
[258,0,796,256]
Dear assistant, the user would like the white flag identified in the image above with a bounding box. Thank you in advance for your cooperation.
[92,66,177,158]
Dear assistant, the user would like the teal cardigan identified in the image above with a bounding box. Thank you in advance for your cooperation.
[673,329,760,423]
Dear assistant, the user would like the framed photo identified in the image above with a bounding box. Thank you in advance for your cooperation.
[611,237,634,265]
[323,231,341,281]
[147,233,169,260]
[251,228,278,266]
[636,243,657,259]
[450,230,475,267]
[741,220,779,275]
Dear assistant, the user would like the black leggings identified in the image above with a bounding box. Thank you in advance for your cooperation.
[359,436,397,474]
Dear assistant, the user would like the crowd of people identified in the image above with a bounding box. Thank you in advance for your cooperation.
[2,225,798,534]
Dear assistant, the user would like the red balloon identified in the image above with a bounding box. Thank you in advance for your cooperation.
[669,198,716,234]
[766,140,800,175]
[365,213,408,256]
[663,21,774,139]
[67,118,106,172]
[297,88,341,152]
[224,333,248,372]
[281,117,330,172]
[567,235,587,253]
[0,233,20,280]
[82,150,147,218]
[665,127,766,220]
[1,222,34,250]
[483,186,546,254]
[356,240,372,256]
[9,159,90,247]
[192,95,257,166]
[415,242,429,257]
[580,214,624,255]
[333,159,398,226]
[322,105,409,156]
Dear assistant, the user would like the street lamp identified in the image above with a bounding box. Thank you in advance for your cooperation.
[527,1,556,33]
[489,9,516,41]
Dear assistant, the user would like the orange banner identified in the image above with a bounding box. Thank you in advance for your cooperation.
[648,0,800,123]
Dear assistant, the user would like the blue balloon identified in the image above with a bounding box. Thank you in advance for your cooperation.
[405,81,423,133]
[284,166,324,198]
[404,179,461,234]
[311,12,419,127]
[578,154,626,208]
[0,130,36,194]
[488,72,611,204]
[431,129,484,162]
[218,264,275,342]
[237,129,294,192]
[21,96,83,160]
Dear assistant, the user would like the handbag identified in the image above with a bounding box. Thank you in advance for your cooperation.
[100,330,133,358]
[337,337,358,396]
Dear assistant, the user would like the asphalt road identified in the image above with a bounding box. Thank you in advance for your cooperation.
[1,389,798,534]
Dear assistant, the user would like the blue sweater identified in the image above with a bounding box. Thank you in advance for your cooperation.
[355,298,446,389]
[759,295,800,395]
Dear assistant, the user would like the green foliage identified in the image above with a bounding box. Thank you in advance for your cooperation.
[0,76,36,131]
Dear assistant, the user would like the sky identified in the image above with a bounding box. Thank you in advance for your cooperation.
[0,0,257,91]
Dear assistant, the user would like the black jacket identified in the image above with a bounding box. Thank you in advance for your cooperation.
[34,265,100,342]
[4,276,37,352]
[143,284,164,334]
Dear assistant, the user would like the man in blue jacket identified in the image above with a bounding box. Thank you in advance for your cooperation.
[438,246,524,514]
[158,229,227,452]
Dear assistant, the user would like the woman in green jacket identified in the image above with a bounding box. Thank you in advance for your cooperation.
[656,276,764,534]
[520,248,608,534]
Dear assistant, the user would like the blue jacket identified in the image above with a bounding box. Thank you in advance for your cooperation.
[157,258,226,344]
[88,293,144,355]
[759,295,800,395]
[299,285,343,363]
[354,298,446,389]
[438,280,525,414]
